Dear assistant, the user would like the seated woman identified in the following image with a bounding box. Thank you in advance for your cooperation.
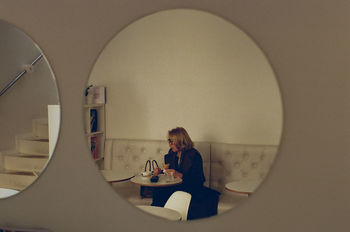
[152,127,205,206]
[152,127,219,220]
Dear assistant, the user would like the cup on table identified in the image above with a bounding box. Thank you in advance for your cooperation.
[169,171,174,181]
[164,169,175,182]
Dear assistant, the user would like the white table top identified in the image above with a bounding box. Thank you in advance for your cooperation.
[101,170,135,183]
[130,174,182,187]
[136,205,182,221]
[225,180,261,195]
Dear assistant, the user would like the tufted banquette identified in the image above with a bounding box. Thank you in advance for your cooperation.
[103,139,278,213]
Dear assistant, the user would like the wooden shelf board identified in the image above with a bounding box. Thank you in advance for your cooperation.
[94,157,104,162]
[86,131,104,136]
[84,104,105,108]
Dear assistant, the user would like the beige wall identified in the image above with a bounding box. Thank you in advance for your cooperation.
[0,21,59,150]
[89,10,282,145]
[0,1,349,232]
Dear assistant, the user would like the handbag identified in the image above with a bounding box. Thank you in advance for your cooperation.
[151,160,159,170]
[140,159,159,198]
[143,159,159,173]
[144,160,151,173]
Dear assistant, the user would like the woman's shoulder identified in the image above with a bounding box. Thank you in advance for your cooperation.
[165,149,176,157]
[183,148,201,157]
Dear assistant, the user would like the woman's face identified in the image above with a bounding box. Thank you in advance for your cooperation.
[168,138,179,152]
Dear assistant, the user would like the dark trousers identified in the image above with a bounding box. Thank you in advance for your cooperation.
[187,186,220,220]
[151,185,220,220]
[151,185,179,207]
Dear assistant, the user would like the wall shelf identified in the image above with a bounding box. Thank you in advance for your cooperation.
[84,103,105,169]
[86,131,104,136]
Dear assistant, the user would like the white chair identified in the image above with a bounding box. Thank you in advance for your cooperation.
[164,191,192,221]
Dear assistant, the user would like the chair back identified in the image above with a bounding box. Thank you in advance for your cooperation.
[164,191,192,221]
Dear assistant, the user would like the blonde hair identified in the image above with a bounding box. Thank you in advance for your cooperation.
[167,127,194,151]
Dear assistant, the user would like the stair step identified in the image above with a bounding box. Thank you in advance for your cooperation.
[4,154,48,172]
[16,135,49,156]
[0,171,37,190]
[32,118,48,138]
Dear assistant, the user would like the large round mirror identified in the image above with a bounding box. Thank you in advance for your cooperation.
[85,9,282,221]
[0,20,60,198]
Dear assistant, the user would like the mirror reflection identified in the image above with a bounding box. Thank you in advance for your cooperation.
[85,9,282,221]
[0,20,60,198]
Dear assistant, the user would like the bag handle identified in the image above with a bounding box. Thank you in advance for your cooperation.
[144,160,151,171]
[152,160,159,170]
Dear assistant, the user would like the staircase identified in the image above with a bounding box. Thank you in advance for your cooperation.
[0,118,49,191]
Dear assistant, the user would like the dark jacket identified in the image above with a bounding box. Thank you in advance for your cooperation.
[164,148,205,193]
[153,148,219,219]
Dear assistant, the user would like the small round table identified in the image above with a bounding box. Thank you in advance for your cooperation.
[136,205,182,221]
[225,180,261,195]
[130,174,182,187]
[101,170,135,183]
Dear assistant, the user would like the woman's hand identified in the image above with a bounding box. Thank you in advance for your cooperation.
[153,167,161,176]
[165,169,183,178]
[163,163,169,170]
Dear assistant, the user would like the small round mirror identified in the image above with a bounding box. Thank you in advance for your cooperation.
[0,20,60,198]
[85,9,282,221]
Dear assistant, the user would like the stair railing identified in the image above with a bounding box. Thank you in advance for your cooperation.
[32,170,39,177]
[0,53,43,97]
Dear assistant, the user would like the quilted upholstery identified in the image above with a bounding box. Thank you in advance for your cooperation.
[103,139,278,214]
[210,143,278,192]
[105,139,211,187]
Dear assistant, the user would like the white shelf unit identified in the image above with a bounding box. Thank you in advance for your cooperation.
[84,103,105,166]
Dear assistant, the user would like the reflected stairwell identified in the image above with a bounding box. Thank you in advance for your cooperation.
[0,118,49,191]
